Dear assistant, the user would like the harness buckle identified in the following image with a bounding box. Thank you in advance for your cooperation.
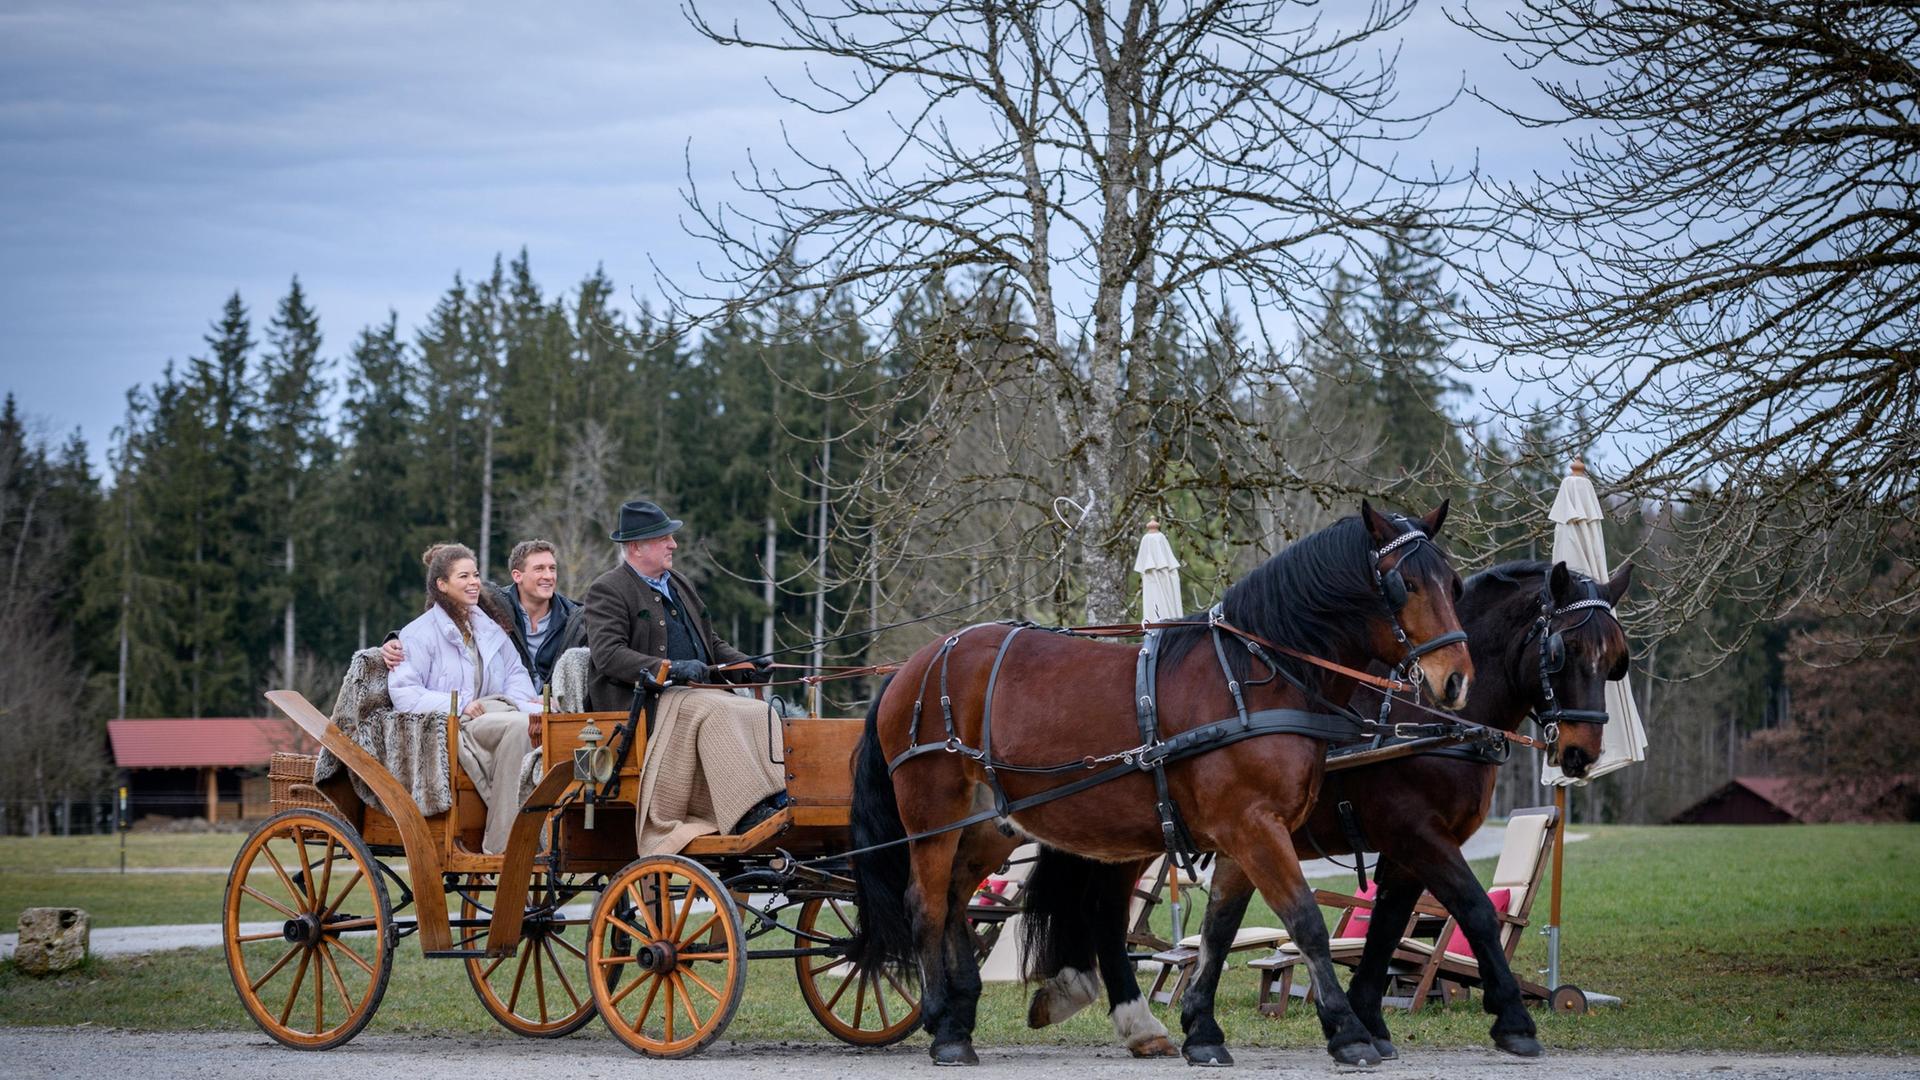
[1391,722,1431,739]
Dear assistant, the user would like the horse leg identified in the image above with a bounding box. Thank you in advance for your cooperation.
[1344,861,1425,1061]
[908,830,977,1065]
[1416,844,1542,1057]
[1232,826,1381,1067]
[1021,849,1114,1029]
[1178,857,1255,1067]
[1090,865,1176,1058]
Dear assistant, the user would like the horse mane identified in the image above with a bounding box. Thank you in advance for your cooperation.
[1157,514,1447,694]
[1466,559,1620,666]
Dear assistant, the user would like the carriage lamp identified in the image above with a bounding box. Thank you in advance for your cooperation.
[573,719,616,829]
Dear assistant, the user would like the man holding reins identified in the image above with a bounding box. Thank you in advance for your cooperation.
[586,500,789,841]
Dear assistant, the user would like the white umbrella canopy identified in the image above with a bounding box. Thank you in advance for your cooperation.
[1542,461,1648,785]
[1135,520,1185,622]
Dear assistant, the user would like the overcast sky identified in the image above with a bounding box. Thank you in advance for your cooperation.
[0,1,1563,465]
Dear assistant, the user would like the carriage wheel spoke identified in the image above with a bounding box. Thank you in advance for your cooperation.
[277,948,312,1027]
[672,971,700,1031]
[290,826,317,908]
[507,943,533,1013]
[313,945,326,1033]
[532,937,549,1020]
[321,917,377,932]
[663,973,676,1043]
[825,962,857,1010]
[851,965,868,1026]
[828,899,856,937]
[550,931,587,961]
[314,835,336,912]
[606,913,650,945]
[808,955,852,978]
[263,837,305,912]
[679,963,723,1003]
[480,951,510,979]
[870,970,892,1027]
[881,964,914,1003]
[655,872,675,946]
[672,878,698,941]
[233,929,286,943]
[542,939,582,1009]
[249,941,302,993]
[606,967,650,1010]
[626,884,661,940]
[678,911,719,949]
[325,935,375,977]
[317,934,355,1014]
[322,869,364,921]
[241,883,300,921]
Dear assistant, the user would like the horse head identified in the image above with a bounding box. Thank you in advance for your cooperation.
[1520,560,1633,779]
[1361,499,1474,710]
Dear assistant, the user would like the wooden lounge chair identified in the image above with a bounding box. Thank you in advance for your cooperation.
[1144,859,1289,1007]
[1249,804,1561,1016]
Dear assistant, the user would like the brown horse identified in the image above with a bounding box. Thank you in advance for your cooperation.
[1020,559,1633,1064]
[846,503,1474,1066]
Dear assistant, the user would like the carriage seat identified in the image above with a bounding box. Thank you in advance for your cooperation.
[313,647,541,819]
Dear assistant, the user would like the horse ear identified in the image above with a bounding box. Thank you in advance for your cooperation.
[1360,499,1392,542]
[1607,562,1634,605]
[1420,499,1451,539]
[1550,561,1572,602]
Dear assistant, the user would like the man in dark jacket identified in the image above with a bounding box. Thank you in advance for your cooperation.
[381,538,585,690]
[586,500,784,833]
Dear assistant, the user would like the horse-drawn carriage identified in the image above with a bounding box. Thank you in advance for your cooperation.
[223,658,918,1058]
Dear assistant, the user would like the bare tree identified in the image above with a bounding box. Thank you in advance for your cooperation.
[514,420,628,593]
[680,0,1469,621]
[1454,0,1920,638]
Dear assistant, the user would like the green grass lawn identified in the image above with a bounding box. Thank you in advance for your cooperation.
[0,833,246,929]
[2,824,1916,1052]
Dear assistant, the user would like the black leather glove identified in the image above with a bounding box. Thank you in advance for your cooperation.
[751,656,774,683]
[666,658,710,684]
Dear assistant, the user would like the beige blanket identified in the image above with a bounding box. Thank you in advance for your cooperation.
[635,688,786,855]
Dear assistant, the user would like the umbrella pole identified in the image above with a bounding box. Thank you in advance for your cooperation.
[1547,784,1567,988]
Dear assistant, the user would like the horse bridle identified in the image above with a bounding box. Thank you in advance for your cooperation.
[1371,525,1469,689]
[1524,577,1620,748]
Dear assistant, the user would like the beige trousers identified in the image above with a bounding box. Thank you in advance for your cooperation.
[457,698,536,854]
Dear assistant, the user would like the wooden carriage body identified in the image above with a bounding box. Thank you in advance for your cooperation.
[227,688,904,1057]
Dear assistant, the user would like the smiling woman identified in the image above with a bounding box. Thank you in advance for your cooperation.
[388,542,544,854]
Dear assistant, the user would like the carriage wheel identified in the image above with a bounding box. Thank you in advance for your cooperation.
[222,809,393,1050]
[588,855,745,1058]
[793,896,921,1046]
[460,872,602,1037]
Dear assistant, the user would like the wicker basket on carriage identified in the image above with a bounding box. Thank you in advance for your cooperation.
[268,751,339,815]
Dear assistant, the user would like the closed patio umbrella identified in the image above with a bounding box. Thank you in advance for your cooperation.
[1135,520,1184,623]
[1542,460,1647,784]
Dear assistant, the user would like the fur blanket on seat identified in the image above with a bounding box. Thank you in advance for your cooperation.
[315,648,544,817]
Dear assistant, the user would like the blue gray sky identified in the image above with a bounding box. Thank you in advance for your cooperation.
[0,1,1560,464]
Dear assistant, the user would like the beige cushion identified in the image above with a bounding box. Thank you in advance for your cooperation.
[1493,810,1552,890]
[1249,937,1368,967]
[1176,926,1288,951]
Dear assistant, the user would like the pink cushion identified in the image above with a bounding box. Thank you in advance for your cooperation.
[1443,888,1511,957]
[1331,881,1379,937]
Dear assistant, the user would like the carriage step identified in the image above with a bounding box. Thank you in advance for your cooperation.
[422,948,490,959]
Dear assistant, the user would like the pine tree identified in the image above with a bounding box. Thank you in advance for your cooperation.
[256,278,335,688]
[1363,228,1468,504]
[339,313,423,649]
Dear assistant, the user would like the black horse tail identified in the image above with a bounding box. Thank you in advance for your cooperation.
[1019,845,1136,982]
[848,675,917,975]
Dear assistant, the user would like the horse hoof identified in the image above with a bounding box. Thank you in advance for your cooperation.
[1495,1033,1544,1057]
[931,1041,979,1066]
[1183,1043,1234,1067]
[1331,1041,1381,1067]
[1131,1035,1180,1059]
[1372,1038,1399,1061]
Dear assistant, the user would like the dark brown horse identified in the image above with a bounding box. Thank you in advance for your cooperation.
[846,503,1474,1066]
[1021,559,1633,1064]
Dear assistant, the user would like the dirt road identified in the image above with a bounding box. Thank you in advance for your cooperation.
[3,1029,1911,1080]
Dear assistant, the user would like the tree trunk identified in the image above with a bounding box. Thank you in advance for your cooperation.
[479,417,495,578]
[282,501,296,690]
[762,515,777,658]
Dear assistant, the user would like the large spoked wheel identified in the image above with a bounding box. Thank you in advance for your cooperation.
[588,854,745,1058]
[460,872,603,1037]
[793,896,921,1046]
[222,809,393,1050]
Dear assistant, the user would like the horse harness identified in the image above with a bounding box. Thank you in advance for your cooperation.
[880,526,1476,877]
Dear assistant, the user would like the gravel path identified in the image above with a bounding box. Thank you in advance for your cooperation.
[0,1029,1910,1080]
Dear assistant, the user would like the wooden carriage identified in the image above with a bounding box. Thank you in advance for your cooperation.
[221,678,917,1058]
